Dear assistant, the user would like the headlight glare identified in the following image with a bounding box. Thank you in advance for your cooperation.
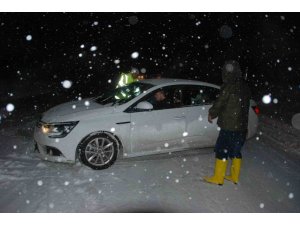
[41,121,79,138]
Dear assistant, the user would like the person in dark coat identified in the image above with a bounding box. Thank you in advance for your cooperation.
[204,60,251,185]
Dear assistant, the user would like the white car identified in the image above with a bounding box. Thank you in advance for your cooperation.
[34,79,258,169]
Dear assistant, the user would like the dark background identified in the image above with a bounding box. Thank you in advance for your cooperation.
[0,13,299,122]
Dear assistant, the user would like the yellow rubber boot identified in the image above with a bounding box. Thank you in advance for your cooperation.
[204,159,228,185]
[225,158,242,184]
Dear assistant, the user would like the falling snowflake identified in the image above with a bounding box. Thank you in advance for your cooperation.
[90,46,97,52]
[131,52,139,59]
[273,98,278,104]
[291,113,300,130]
[26,200,30,204]
[6,103,15,112]
[61,80,72,89]
[288,67,292,71]
[259,203,265,208]
[13,145,17,149]
[80,44,85,48]
[64,181,70,186]
[164,143,169,148]
[288,193,294,199]
[37,180,43,186]
[175,179,179,183]
[114,59,120,64]
[131,67,139,74]
[72,105,76,109]
[110,127,116,132]
[219,25,233,39]
[182,131,188,137]
[49,203,54,209]
[84,101,90,106]
[141,68,146,73]
[262,94,272,104]
[128,16,139,25]
[26,35,32,41]
[78,53,83,57]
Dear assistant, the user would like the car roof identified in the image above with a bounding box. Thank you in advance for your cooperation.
[139,78,220,89]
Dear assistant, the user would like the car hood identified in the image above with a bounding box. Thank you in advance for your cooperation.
[41,98,114,123]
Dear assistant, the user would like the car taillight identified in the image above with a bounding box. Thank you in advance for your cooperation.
[252,106,260,115]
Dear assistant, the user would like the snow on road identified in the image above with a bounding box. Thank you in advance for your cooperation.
[0,116,299,212]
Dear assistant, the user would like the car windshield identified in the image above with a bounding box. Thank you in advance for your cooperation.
[94,82,154,106]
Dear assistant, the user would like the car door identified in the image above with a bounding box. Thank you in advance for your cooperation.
[182,85,220,148]
[127,85,187,156]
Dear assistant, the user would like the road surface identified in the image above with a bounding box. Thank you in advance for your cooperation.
[0,116,299,212]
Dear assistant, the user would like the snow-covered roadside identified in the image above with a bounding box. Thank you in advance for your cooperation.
[259,115,300,159]
[0,115,299,213]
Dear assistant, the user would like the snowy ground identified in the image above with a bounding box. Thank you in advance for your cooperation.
[0,115,299,213]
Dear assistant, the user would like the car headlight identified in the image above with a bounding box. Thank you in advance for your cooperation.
[41,121,79,138]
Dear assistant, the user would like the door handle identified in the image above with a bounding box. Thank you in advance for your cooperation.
[174,116,185,120]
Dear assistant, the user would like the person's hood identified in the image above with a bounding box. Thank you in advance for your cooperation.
[222,60,242,84]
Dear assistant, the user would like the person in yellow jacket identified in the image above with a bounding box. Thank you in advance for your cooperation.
[116,72,139,88]
[114,72,140,101]
[204,60,251,186]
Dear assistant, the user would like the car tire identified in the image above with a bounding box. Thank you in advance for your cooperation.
[78,133,118,170]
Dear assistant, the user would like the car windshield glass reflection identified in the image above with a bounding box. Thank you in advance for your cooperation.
[95,82,154,106]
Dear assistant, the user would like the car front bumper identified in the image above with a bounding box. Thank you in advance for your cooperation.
[33,126,80,163]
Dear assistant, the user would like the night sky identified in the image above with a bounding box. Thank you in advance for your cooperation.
[0,13,299,118]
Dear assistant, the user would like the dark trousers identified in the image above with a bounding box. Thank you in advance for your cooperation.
[214,129,247,160]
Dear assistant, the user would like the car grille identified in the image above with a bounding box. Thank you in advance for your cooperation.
[35,142,63,157]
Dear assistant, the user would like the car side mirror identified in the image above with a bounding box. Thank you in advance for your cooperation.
[135,101,153,111]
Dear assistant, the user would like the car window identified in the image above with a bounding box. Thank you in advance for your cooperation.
[143,86,174,110]
[127,85,186,112]
[181,85,220,106]
[94,82,154,106]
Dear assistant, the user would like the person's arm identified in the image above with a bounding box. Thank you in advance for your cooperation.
[208,85,230,121]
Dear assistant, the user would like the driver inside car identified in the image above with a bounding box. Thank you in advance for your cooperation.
[152,89,171,110]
